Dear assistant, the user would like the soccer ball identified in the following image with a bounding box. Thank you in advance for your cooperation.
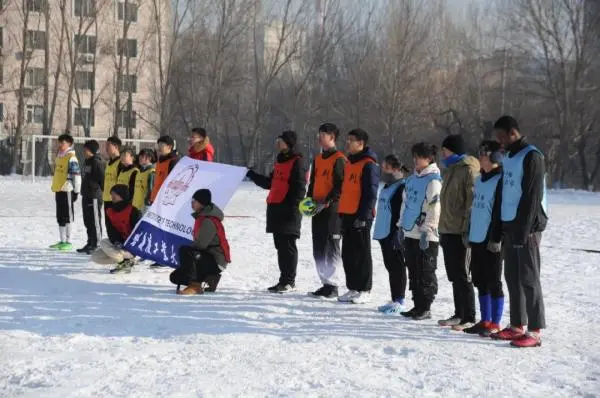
[299,197,317,217]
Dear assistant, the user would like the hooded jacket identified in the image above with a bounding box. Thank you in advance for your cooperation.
[248,151,308,237]
[340,147,379,224]
[81,155,105,199]
[439,155,480,235]
[189,139,215,162]
[399,163,442,242]
[192,203,229,268]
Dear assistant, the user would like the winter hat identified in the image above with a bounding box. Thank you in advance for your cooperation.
[110,184,130,203]
[442,134,466,155]
[278,130,297,149]
[192,189,212,206]
[479,140,503,164]
[83,140,100,154]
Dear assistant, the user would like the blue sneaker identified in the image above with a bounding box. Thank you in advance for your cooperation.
[378,300,406,314]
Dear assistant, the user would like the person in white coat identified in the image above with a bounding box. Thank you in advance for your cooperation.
[398,142,442,321]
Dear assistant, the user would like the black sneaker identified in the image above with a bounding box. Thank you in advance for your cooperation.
[463,321,490,335]
[412,310,432,321]
[110,259,134,274]
[438,315,462,327]
[76,244,93,254]
[267,283,296,293]
[401,307,418,318]
[310,284,338,298]
[149,263,168,268]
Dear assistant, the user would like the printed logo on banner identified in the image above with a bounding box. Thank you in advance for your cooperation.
[162,164,199,206]
[124,157,248,268]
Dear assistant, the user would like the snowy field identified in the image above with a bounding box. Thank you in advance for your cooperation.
[0,176,599,397]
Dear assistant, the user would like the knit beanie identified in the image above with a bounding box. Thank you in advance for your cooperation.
[442,134,466,155]
[192,189,212,206]
[278,130,297,149]
[110,184,130,203]
[84,140,100,155]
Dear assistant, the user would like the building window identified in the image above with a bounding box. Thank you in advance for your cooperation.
[27,30,46,50]
[26,67,45,87]
[74,0,95,17]
[26,105,44,123]
[117,2,138,22]
[117,110,136,128]
[27,0,45,12]
[74,34,97,54]
[119,74,137,93]
[74,108,95,126]
[0,103,4,122]
[0,27,3,48]
[75,71,95,90]
[117,38,137,57]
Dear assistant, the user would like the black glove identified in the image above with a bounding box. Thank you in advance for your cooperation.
[353,219,367,230]
[246,169,256,179]
[71,192,78,202]
[391,229,404,251]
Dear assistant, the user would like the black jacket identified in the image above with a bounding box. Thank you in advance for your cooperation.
[307,148,345,235]
[248,151,308,237]
[81,155,105,199]
[503,138,548,244]
[384,180,405,235]
[341,147,380,228]
[481,167,503,244]
[106,201,141,245]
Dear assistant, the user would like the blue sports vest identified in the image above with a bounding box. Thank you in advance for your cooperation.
[501,145,548,222]
[401,173,442,231]
[469,174,501,243]
[373,179,405,240]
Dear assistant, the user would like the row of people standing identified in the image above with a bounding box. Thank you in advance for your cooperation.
[246,115,547,348]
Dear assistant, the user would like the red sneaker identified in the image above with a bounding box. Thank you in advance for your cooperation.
[510,333,542,348]
[490,326,525,340]
[479,322,501,337]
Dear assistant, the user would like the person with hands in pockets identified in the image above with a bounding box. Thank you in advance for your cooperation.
[398,142,442,321]
[337,128,380,305]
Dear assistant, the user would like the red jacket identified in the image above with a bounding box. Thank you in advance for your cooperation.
[189,140,215,162]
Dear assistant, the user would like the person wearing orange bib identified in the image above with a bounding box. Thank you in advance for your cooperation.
[247,130,308,294]
[150,135,179,205]
[337,129,380,304]
[306,123,346,298]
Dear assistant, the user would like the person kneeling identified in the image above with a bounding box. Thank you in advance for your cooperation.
[170,189,231,295]
[92,184,141,274]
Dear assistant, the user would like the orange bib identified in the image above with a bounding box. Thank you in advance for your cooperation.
[151,156,176,202]
[267,156,299,204]
[338,158,374,215]
[312,151,345,202]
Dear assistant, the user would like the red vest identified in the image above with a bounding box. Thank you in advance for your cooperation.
[193,216,231,263]
[267,156,300,204]
[107,205,134,240]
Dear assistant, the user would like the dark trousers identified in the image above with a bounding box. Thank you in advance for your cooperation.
[441,234,476,323]
[170,245,221,286]
[82,196,103,247]
[104,201,113,233]
[404,238,438,311]
[378,235,407,301]
[55,192,74,226]
[504,233,546,330]
[273,233,298,285]
[341,221,373,292]
[471,243,503,298]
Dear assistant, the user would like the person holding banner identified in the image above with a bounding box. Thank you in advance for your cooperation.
[169,189,231,295]
[247,130,308,294]
[188,127,215,162]
[92,184,141,274]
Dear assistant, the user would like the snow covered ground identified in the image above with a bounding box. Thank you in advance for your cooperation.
[0,176,599,397]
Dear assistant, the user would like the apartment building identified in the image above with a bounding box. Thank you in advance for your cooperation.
[0,0,171,139]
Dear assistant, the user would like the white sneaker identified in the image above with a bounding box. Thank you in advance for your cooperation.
[338,290,359,302]
[351,291,371,304]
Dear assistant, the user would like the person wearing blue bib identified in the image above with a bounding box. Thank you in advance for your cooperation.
[492,116,548,348]
[463,141,505,337]
[373,155,410,314]
[398,143,442,321]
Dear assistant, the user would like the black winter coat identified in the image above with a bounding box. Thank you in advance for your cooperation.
[81,155,106,199]
[248,151,308,237]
